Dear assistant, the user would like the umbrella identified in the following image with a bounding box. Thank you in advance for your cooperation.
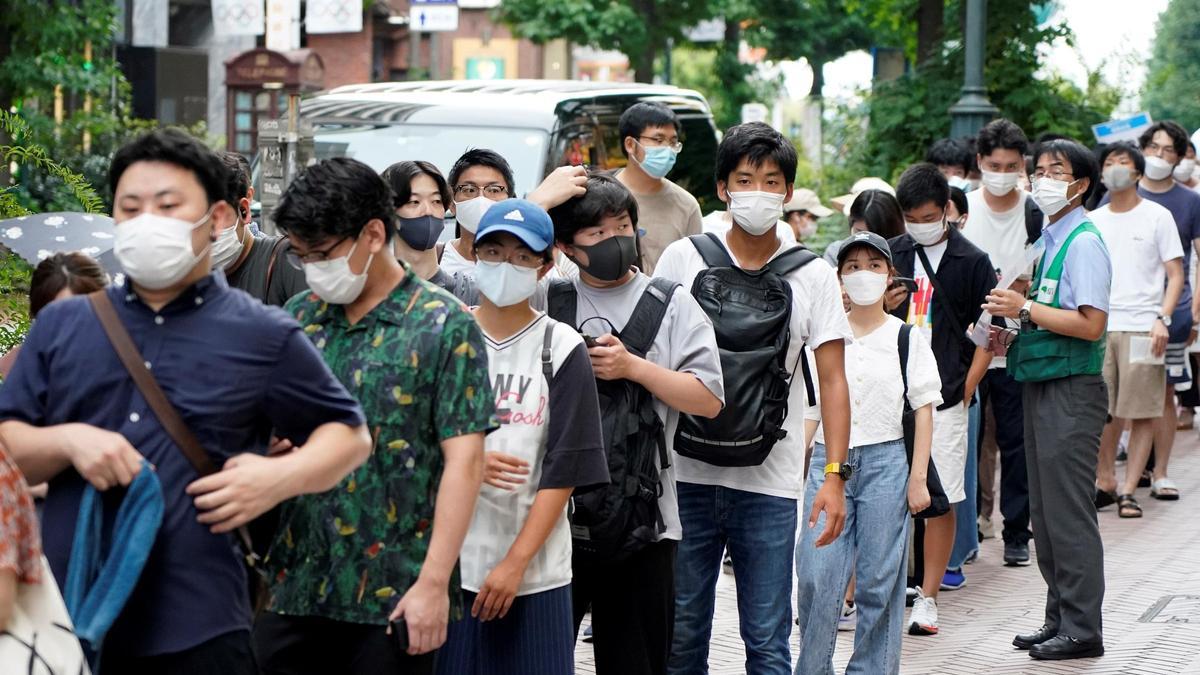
[0,211,121,273]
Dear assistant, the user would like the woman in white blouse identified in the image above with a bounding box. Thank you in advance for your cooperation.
[795,232,942,675]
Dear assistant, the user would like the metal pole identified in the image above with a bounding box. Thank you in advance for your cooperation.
[664,38,673,85]
[948,0,999,138]
[431,33,440,80]
[409,30,421,80]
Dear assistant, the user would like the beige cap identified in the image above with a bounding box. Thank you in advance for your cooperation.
[783,188,834,218]
[830,177,896,216]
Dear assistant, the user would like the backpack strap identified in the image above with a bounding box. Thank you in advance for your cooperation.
[766,245,818,277]
[541,320,556,381]
[546,278,578,328]
[799,344,817,407]
[687,232,736,268]
[1024,197,1044,246]
[620,277,681,358]
[263,236,288,299]
[898,323,912,406]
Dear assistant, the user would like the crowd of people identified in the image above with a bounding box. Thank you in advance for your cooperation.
[0,97,1198,675]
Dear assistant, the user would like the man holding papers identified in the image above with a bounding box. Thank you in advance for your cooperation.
[1090,142,1185,518]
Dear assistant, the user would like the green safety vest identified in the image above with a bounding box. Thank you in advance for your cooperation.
[1007,220,1106,383]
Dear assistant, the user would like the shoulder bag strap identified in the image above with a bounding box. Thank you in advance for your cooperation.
[766,245,818,277]
[799,344,816,407]
[263,236,288,299]
[915,245,966,340]
[88,291,257,559]
[897,323,912,407]
[620,277,680,358]
[541,320,556,381]
[687,232,736,268]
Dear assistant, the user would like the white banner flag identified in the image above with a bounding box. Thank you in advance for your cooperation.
[306,0,364,34]
[212,0,265,36]
[265,0,300,51]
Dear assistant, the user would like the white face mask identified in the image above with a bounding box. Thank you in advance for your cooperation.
[1102,165,1136,192]
[114,207,214,291]
[905,218,946,246]
[1030,176,1078,216]
[980,170,1020,197]
[211,223,247,271]
[474,260,539,307]
[303,238,374,305]
[454,195,495,234]
[1174,158,1197,183]
[841,270,888,306]
[797,220,818,239]
[728,190,785,236]
[1144,155,1174,181]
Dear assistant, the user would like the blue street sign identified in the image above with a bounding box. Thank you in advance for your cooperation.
[1092,112,1153,144]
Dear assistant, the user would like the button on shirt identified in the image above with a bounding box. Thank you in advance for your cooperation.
[1038,206,1112,313]
[807,316,943,447]
[0,274,365,657]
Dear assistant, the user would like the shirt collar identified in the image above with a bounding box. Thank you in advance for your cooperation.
[307,263,425,330]
[121,272,228,313]
[1043,205,1087,246]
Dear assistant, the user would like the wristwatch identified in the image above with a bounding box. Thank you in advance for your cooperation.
[1158,314,1173,327]
[1019,299,1034,323]
[824,462,853,481]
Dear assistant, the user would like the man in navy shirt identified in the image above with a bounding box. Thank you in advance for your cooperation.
[0,128,371,673]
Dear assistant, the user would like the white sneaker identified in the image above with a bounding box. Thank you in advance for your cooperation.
[908,589,939,635]
[977,515,996,540]
[837,601,857,632]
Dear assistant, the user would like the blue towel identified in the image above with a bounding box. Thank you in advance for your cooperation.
[64,462,164,658]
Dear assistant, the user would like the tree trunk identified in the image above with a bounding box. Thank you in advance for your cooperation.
[809,57,825,98]
[631,0,658,83]
[632,41,657,83]
[916,0,944,66]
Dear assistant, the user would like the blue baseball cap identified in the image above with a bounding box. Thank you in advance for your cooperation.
[474,199,554,253]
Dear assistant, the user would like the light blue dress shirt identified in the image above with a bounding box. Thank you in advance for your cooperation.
[1038,205,1112,313]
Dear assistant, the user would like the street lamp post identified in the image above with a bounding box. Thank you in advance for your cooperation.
[949,0,999,138]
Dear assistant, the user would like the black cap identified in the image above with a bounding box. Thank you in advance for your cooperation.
[836,230,893,267]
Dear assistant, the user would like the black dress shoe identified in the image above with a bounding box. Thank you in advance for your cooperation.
[1029,634,1104,660]
[1004,541,1031,566]
[1012,625,1056,650]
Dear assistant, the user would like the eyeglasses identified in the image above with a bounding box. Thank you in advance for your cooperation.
[638,136,683,153]
[476,245,546,269]
[285,236,350,269]
[453,184,509,201]
[1031,170,1075,181]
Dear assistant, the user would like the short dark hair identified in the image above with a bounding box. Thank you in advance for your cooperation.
[381,160,452,210]
[1099,141,1145,176]
[948,186,969,216]
[30,252,107,319]
[1138,120,1189,157]
[925,138,971,174]
[548,171,639,243]
[273,157,396,247]
[448,149,515,197]
[848,189,905,239]
[976,118,1029,159]
[715,122,798,186]
[896,163,951,212]
[109,128,229,206]
[618,101,680,158]
[220,152,252,214]
[1034,139,1100,204]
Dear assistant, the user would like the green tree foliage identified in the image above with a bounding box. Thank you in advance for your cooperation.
[1143,0,1200,133]
[745,0,875,97]
[497,0,715,83]
[859,0,1120,178]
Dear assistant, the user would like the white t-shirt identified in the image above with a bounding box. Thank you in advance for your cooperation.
[906,239,949,346]
[1092,198,1184,332]
[440,239,474,277]
[806,315,943,447]
[459,315,608,596]
[653,232,853,499]
[702,211,797,244]
[962,189,1031,277]
[568,273,725,540]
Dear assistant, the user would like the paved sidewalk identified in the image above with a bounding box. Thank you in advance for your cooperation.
[576,434,1200,674]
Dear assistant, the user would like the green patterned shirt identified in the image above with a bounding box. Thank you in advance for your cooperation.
[265,270,497,624]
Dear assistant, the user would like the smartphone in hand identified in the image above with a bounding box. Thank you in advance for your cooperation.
[389,618,409,653]
[891,277,918,293]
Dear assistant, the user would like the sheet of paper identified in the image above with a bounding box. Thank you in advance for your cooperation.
[970,238,1047,347]
[1130,335,1165,365]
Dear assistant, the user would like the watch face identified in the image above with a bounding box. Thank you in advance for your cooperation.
[840,464,853,480]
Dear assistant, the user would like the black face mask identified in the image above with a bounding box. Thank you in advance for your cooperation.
[397,215,443,251]
[570,235,638,282]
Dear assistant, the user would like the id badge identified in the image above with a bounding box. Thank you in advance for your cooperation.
[1035,279,1058,304]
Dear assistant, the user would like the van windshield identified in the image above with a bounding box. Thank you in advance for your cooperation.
[314,124,549,197]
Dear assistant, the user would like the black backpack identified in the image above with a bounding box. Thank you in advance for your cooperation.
[674,232,818,467]
[547,276,680,561]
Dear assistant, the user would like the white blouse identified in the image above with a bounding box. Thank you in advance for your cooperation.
[807,315,943,448]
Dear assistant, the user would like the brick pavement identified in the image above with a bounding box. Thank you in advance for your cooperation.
[576,433,1200,674]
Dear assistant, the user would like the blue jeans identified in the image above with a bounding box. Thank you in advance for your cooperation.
[949,398,981,569]
[669,482,797,675]
[794,441,910,675]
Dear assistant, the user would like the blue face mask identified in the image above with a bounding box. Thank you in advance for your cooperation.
[636,143,678,179]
